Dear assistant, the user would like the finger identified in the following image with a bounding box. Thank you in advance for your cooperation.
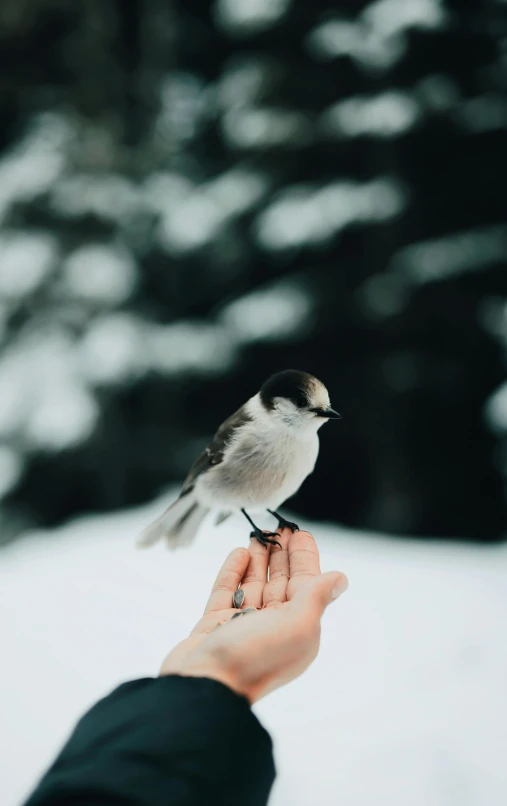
[263,528,290,607]
[287,530,321,601]
[204,548,250,614]
[291,571,348,619]
[241,537,271,608]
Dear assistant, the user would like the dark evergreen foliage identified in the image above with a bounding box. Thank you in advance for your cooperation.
[0,0,505,542]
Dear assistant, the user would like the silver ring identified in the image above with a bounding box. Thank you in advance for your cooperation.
[232,589,245,609]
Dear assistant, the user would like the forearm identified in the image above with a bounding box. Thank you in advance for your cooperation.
[24,676,275,806]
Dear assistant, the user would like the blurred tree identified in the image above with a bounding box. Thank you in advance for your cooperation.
[0,0,505,543]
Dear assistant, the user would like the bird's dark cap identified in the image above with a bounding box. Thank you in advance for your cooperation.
[259,369,320,411]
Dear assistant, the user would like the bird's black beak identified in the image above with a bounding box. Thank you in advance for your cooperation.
[312,407,342,419]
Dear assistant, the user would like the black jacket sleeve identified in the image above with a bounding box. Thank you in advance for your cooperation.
[23,675,275,806]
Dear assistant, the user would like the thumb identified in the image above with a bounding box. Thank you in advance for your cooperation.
[293,571,348,618]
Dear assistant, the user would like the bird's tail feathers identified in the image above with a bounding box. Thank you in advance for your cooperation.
[166,501,209,549]
[214,510,232,526]
[137,492,209,549]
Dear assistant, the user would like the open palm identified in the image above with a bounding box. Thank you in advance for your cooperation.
[160,528,348,703]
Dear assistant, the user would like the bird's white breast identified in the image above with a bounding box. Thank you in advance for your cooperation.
[195,416,320,512]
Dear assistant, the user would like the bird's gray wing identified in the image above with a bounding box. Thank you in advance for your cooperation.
[179,404,252,497]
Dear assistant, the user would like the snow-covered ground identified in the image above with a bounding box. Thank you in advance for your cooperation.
[2,495,507,806]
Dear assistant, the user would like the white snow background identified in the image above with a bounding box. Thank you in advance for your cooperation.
[1,494,507,806]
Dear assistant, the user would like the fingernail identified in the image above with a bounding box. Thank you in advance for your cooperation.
[331,575,348,600]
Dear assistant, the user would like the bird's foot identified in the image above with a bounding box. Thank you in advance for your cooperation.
[268,509,300,533]
[249,528,282,549]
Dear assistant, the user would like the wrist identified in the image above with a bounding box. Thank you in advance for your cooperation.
[159,654,252,703]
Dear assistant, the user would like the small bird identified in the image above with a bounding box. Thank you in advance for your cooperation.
[139,369,341,550]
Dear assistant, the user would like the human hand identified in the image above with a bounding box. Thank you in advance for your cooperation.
[160,529,348,703]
